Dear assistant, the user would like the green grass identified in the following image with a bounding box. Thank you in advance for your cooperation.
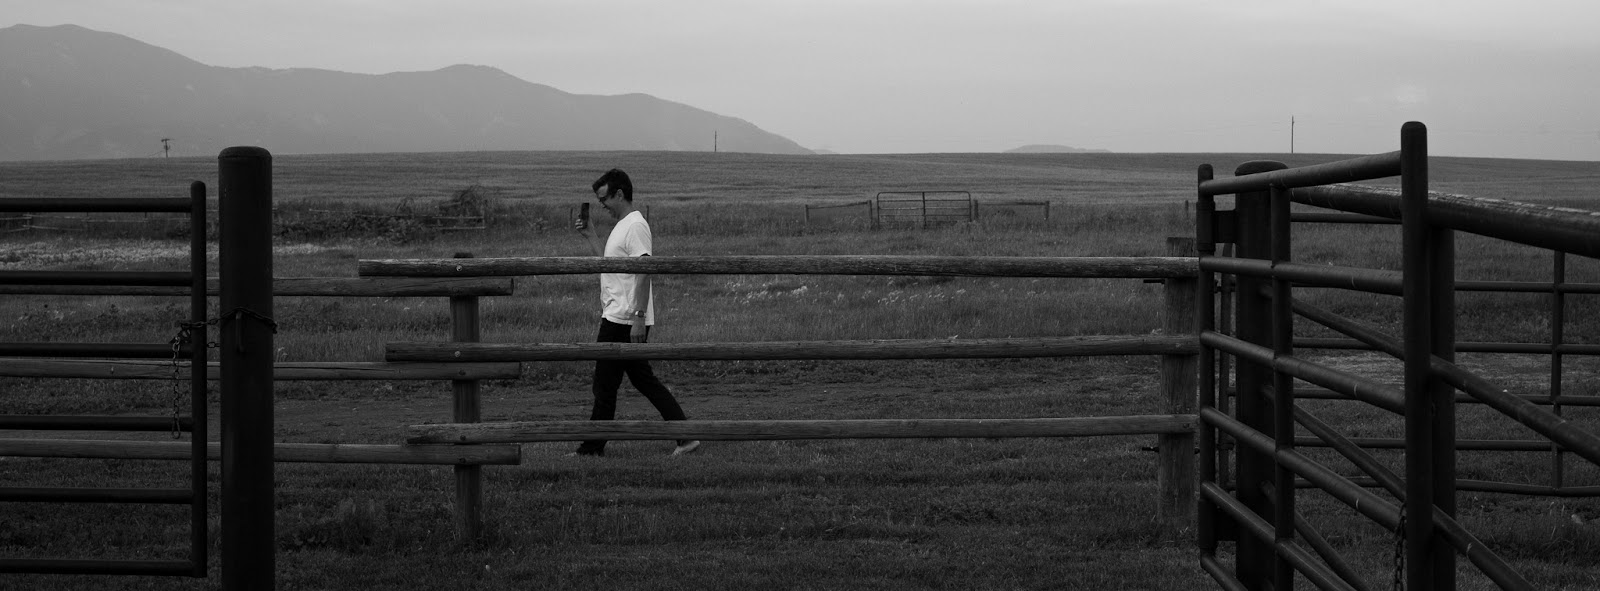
[2,150,1600,589]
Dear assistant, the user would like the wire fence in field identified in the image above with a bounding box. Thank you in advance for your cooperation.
[803,196,1058,230]
[802,200,872,229]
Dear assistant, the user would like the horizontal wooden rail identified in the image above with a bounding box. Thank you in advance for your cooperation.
[0,415,192,431]
[358,255,1199,279]
[407,416,1197,444]
[0,197,193,213]
[0,270,192,287]
[0,486,191,504]
[0,557,196,576]
[0,276,515,297]
[387,335,1198,362]
[0,359,521,381]
[0,342,176,358]
[0,438,521,465]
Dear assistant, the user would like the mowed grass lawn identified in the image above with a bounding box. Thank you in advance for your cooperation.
[2,150,1600,589]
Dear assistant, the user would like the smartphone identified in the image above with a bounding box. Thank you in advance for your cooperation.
[578,202,590,229]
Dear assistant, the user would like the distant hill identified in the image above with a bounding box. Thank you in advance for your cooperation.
[1005,144,1111,154]
[0,24,813,161]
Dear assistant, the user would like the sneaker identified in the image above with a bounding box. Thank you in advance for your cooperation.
[671,440,701,456]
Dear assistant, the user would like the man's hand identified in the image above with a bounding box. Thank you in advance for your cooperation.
[574,208,602,256]
[573,214,592,239]
[630,317,648,343]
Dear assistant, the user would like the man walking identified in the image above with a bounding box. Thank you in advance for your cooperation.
[571,168,698,457]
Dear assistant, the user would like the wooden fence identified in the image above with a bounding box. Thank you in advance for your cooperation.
[361,243,1205,529]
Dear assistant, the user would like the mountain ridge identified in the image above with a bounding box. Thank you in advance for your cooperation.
[0,24,813,161]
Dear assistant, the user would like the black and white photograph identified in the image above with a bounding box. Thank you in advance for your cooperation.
[2,2,1598,589]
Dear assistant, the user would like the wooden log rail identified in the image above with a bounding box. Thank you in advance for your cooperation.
[357,255,1199,279]
[0,276,514,297]
[0,438,519,466]
[0,359,520,381]
[386,335,1198,363]
[408,416,1198,444]
[364,248,1204,533]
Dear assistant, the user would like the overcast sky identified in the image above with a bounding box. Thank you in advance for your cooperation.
[5,0,1599,160]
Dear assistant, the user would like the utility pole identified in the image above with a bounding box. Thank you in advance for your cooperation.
[1289,117,1295,154]
[714,131,718,153]
[161,138,172,158]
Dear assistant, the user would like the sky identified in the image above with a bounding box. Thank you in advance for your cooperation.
[4,0,1599,160]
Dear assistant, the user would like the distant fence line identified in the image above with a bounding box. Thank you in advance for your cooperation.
[802,197,1053,229]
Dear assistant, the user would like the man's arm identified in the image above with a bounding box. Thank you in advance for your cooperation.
[629,255,651,342]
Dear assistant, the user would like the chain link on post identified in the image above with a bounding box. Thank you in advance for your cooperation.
[168,324,189,440]
[168,318,227,439]
[1392,505,1407,591]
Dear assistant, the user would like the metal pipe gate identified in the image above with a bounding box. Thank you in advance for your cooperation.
[1191,122,1600,591]
[0,184,210,577]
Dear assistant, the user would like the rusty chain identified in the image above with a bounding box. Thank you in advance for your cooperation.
[167,321,209,439]
[164,308,276,439]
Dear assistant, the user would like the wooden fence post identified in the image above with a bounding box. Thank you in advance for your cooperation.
[219,146,275,591]
[451,252,483,542]
[1159,236,1198,531]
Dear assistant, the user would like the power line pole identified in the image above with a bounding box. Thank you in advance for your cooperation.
[714,130,718,153]
[161,138,172,158]
[1290,117,1295,154]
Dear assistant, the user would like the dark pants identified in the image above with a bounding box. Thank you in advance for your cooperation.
[575,319,687,454]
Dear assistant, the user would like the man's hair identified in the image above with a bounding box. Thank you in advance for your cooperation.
[591,168,633,202]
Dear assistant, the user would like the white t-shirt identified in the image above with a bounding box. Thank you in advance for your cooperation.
[600,210,655,325]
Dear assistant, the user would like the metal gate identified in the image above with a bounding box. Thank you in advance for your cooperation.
[874,191,973,227]
[1194,122,1600,590]
[0,184,211,576]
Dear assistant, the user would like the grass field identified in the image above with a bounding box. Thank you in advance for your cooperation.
[2,150,1600,590]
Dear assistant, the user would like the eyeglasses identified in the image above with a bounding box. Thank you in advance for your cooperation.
[595,189,614,203]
